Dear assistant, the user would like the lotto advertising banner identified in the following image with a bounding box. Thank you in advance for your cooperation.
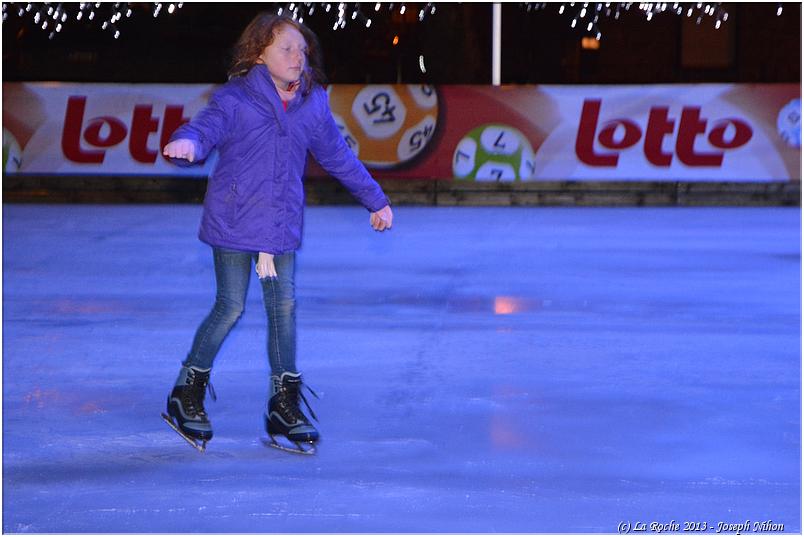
[3,83,219,177]
[3,82,800,181]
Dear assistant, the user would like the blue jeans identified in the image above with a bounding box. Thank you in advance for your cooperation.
[183,247,297,375]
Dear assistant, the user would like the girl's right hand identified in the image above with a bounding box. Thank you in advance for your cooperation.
[162,139,196,162]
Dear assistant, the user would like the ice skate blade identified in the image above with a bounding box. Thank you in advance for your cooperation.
[161,413,207,453]
[262,436,316,456]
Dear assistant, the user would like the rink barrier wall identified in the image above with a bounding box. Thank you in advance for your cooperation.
[3,175,800,206]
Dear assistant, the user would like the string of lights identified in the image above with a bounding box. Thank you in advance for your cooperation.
[1,2,184,40]
[1,2,439,40]
[1,2,789,42]
[273,2,437,30]
[523,2,787,40]
[524,2,730,40]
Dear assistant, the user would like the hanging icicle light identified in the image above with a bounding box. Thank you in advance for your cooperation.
[3,2,184,40]
[250,1,440,32]
[4,1,768,44]
[539,2,737,40]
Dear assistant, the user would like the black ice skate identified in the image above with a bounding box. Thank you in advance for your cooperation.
[161,365,216,453]
[263,371,319,455]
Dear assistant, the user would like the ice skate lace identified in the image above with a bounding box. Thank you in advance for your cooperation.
[185,369,217,419]
[279,382,319,423]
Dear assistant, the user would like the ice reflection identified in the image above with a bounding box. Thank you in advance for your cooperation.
[493,296,528,315]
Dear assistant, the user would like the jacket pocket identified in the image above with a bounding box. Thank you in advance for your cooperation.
[224,180,238,228]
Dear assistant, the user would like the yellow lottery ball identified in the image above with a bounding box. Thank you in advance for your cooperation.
[327,84,438,169]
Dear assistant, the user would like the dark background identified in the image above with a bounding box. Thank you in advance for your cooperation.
[2,2,800,85]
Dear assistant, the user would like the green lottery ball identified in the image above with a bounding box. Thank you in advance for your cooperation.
[453,124,536,181]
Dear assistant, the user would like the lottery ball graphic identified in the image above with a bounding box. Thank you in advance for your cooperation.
[3,128,21,173]
[453,124,537,181]
[777,98,801,148]
[327,84,438,168]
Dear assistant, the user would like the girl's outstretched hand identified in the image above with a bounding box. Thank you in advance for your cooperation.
[256,252,277,279]
[370,205,393,232]
[162,139,196,162]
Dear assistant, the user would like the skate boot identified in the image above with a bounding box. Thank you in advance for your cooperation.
[263,371,319,455]
[161,365,216,452]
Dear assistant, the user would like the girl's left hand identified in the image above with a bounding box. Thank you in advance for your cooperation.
[256,252,277,279]
[370,205,393,232]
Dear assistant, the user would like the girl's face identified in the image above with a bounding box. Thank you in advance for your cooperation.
[257,24,308,90]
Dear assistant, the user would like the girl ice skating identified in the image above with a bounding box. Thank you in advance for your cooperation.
[161,12,393,454]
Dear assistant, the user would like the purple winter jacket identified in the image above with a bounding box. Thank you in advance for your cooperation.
[169,64,390,254]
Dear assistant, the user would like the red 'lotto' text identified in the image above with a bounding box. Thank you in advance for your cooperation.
[61,96,189,163]
[575,99,753,167]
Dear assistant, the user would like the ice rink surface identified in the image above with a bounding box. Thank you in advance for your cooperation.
[3,204,801,533]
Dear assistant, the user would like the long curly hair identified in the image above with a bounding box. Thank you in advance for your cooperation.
[228,13,326,96]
